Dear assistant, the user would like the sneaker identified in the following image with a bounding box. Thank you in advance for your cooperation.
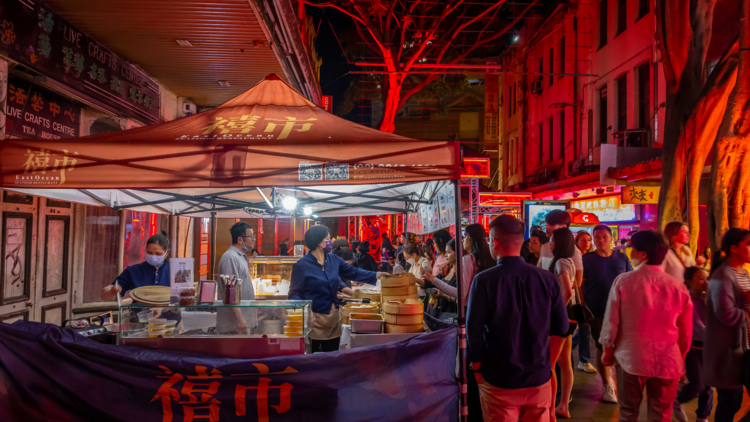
[673,399,688,422]
[602,384,618,403]
[577,362,597,373]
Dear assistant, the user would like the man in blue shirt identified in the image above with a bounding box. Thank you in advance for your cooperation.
[467,215,568,421]
[582,224,633,403]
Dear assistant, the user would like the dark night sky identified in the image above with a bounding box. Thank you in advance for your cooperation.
[305,7,359,122]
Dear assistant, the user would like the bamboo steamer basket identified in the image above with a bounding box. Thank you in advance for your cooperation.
[382,293,419,303]
[342,302,379,325]
[382,300,423,315]
[385,323,424,334]
[380,274,416,288]
[381,285,418,297]
[384,313,424,325]
[354,289,382,303]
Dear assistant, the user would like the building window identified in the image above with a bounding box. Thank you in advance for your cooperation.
[617,74,628,132]
[539,122,544,166]
[599,0,608,48]
[599,86,608,144]
[549,47,554,87]
[559,37,565,80]
[538,57,544,93]
[548,116,554,163]
[559,111,566,160]
[638,62,650,129]
[617,0,627,35]
[638,0,649,20]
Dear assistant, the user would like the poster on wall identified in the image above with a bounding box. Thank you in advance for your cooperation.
[445,185,456,223]
[420,206,429,234]
[438,190,451,227]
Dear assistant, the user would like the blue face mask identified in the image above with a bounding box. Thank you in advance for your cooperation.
[241,243,249,252]
[323,240,333,253]
[145,252,165,267]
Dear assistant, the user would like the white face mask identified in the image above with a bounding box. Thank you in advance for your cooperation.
[407,258,415,265]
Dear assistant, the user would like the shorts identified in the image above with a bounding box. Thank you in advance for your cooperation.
[589,317,604,350]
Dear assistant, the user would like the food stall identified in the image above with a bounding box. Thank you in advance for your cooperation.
[0,74,469,416]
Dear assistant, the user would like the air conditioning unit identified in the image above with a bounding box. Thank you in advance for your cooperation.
[182,101,197,115]
[531,79,543,94]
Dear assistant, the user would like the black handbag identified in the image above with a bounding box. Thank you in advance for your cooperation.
[568,278,595,324]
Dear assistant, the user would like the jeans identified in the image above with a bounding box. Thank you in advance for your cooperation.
[571,324,591,364]
[715,386,744,422]
[676,345,713,419]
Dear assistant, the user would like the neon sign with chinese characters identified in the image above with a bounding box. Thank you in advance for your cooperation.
[571,195,636,222]
[479,192,530,206]
[461,158,490,178]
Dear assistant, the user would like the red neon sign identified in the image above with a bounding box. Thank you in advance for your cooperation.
[461,158,490,178]
[322,96,333,113]
[479,192,531,206]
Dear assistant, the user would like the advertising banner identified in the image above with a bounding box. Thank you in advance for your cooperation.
[0,321,458,422]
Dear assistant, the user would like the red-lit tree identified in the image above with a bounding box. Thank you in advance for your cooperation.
[655,0,743,253]
[300,0,538,132]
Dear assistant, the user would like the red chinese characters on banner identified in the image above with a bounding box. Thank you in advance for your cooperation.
[152,365,223,422]
[322,95,333,113]
[152,363,298,422]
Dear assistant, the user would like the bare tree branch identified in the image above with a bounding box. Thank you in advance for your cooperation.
[299,0,365,24]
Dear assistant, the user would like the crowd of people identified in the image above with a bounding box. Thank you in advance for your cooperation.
[466,211,750,422]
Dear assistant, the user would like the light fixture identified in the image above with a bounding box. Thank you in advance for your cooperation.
[282,196,298,210]
[513,35,520,43]
[303,206,313,216]
[218,80,231,87]
[175,39,192,47]
[312,215,319,219]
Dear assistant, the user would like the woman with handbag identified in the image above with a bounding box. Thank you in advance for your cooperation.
[704,228,750,422]
[547,228,577,420]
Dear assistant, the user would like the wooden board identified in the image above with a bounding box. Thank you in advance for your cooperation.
[385,323,424,333]
[382,301,424,315]
[384,313,424,325]
[381,285,417,296]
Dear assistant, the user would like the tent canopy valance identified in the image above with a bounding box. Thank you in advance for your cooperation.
[0,74,460,217]
[0,74,458,191]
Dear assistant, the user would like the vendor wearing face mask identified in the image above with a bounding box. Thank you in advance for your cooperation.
[289,225,387,353]
[216,222,257,335]
[101,231,171,301]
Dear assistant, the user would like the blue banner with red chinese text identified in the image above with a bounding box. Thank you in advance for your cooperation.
[0,322,457,422]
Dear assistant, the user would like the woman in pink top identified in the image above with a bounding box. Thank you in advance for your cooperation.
[432,229,453,276]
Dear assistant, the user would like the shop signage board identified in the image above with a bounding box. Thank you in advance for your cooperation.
[0,0,160,123]
[461,157,490,178]
[6,76,80,139]
[0,321,459,422]
[322,95,333,113]
[484,65,499,142]
[571,195,636,222]
[622,186,660,204]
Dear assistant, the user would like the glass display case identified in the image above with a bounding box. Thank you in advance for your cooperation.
[247,256,301,299]
[118,300,311,359]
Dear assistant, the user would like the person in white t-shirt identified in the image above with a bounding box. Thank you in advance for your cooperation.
[537,210,583,288]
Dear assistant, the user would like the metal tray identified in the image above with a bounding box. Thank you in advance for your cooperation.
[350,313,384,334]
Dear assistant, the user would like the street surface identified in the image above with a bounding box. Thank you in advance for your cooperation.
[566,350,750,421]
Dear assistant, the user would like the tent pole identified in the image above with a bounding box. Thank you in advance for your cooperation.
[454,180,468,422]
[209,210,217,280]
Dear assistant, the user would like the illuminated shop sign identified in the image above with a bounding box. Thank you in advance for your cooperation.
[571,195,636,222]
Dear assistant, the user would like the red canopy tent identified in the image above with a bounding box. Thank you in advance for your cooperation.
[0,74,458,189]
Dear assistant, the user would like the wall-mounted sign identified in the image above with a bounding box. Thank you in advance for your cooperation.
[461,157,490,178]
[6,76,80,139]
[571,212,600,225]
[622,185,660,204]
[0,0,160,123]
[479,193,530,206]
[322,95,333,113]
[571,195,636,222]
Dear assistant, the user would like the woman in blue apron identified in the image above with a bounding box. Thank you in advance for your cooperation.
[101,231,171,301]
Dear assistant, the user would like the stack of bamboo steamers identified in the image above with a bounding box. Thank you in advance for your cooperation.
[380,274,424,333]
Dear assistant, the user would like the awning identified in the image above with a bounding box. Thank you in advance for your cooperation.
[0,75,459,217]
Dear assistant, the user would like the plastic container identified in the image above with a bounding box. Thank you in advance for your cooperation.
[287,309,303,316]
[262,319,283,335]
[284,326,303,336]
[148,318,167,328]
[164,327,175,336]
[148,329,165,338]
[287,314,303,322]
[286,320,303,327]
[137,310,154,323]
[164,320,177,329]
[178,286,196,297]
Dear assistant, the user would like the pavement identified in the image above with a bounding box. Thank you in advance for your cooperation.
[565,349,750,422]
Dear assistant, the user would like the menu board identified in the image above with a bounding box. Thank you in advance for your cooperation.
[169,258,194,303]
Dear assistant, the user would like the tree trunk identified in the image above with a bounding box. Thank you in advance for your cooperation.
[656,0,718,230]
[709,1,750,252]
[378,75,402,133]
